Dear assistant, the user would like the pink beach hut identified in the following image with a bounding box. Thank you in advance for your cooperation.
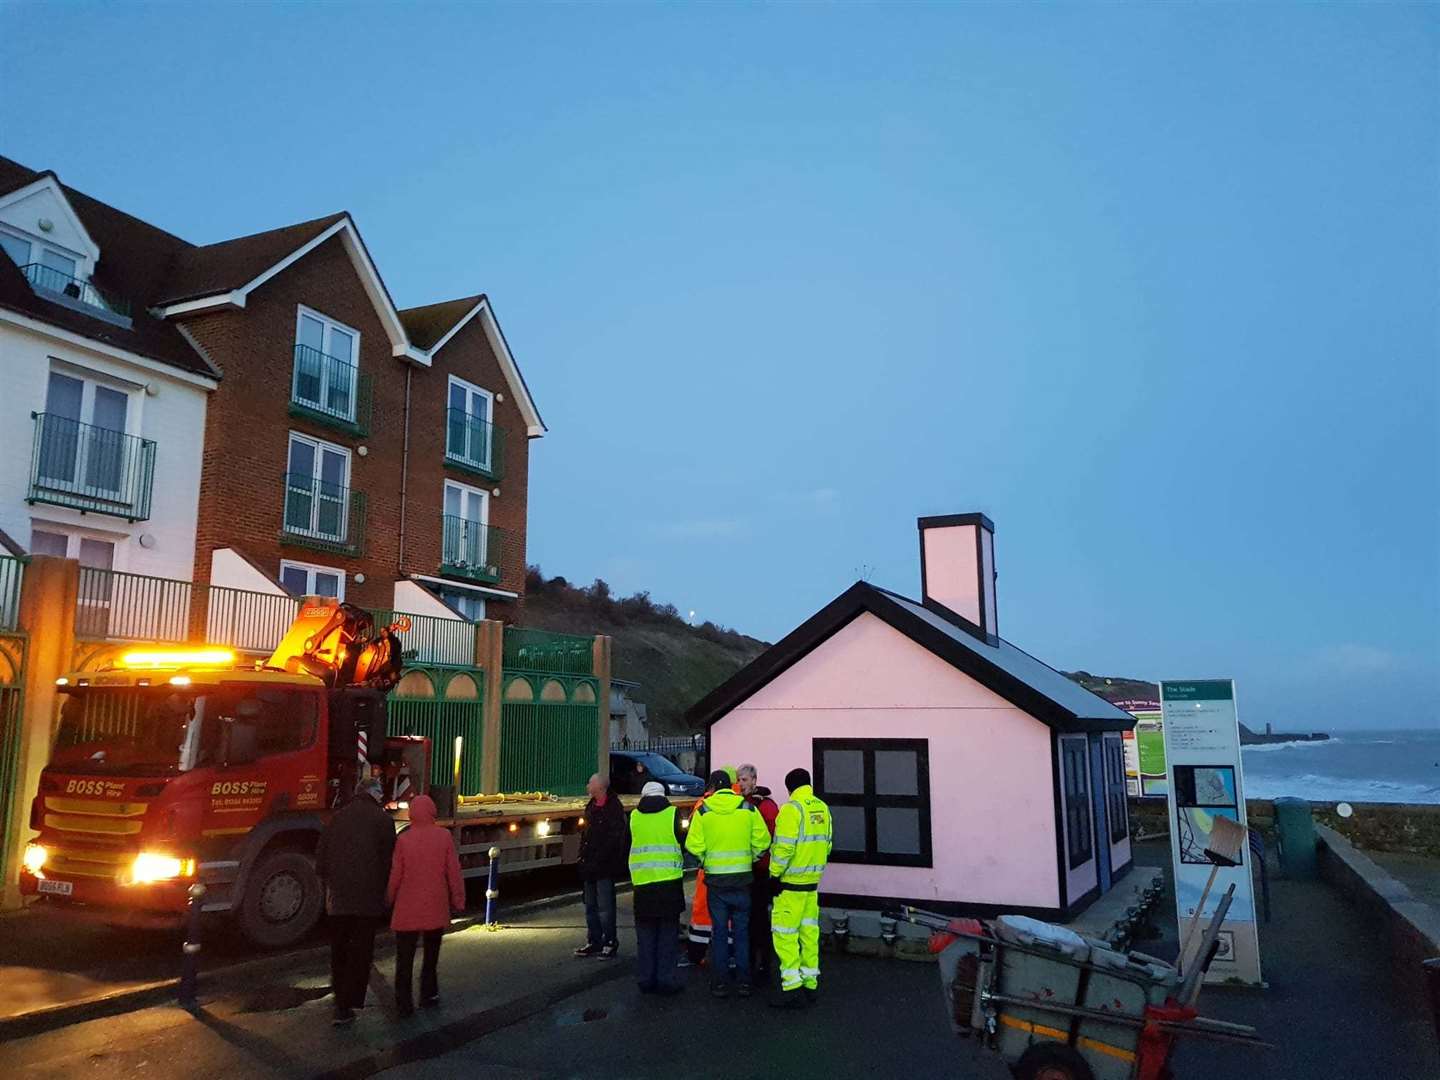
[689,513,1136,919]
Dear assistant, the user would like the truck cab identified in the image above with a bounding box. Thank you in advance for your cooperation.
[20,600,409,947]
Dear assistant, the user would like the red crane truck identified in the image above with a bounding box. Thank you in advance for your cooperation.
[18,599,647,948]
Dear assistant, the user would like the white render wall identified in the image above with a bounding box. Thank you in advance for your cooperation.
[0,315,212,581]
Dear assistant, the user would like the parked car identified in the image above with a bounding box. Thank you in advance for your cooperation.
[609,750,705,797]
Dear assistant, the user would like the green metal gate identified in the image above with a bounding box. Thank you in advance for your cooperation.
[386,666,486,794]
[499,629,600,798]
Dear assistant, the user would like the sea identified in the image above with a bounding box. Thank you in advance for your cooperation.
[1240,728,1440,805]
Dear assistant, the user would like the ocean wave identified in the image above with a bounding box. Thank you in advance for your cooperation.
[1245,772,1440,805]
[1241,739,1339,754]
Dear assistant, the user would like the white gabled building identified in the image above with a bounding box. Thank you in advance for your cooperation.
[0,160,217,579]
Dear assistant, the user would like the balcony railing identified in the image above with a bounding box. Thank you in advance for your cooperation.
[290,344,371,436]
[19,263,131,324]
[444,407,504,481]
[27,413,156,522]
[281,471,365,556]
[440,515,512,585]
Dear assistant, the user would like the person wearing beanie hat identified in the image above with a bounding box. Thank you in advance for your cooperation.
[316,776,395,1026]
[629,779,687,994]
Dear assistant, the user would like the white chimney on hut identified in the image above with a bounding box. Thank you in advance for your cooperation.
[918,513,997,644]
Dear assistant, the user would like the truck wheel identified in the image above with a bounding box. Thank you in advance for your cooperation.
[237,849,323,949]
[1013,1043,1095,1080]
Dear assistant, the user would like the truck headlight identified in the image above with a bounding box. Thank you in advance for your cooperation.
[128,852,195,885]
[22,843,47,874]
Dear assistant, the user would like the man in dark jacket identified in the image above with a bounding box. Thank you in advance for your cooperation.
[316,777,395,1026]
[629,780,686,994]
[574,772,627,958]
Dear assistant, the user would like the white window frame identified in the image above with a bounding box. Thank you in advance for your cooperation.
[38,363,142,501]
[0,223,86,278]
[284,431,352,542]
[293,305,361,422]
[279,559,346,601]
[446,375,494,469]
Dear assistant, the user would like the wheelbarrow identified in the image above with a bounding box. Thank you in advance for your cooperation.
[887,904,1269,1080]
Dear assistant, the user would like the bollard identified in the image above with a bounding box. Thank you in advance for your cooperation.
[484,846,501,926]
[1424,958,1440,1060]
[178,882,206,1012]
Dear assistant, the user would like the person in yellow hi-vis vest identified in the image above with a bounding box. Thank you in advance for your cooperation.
[768,767,832,1008]
[628,781,686,995]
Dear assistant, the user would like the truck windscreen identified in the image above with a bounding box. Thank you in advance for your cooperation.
[53,686,318,776]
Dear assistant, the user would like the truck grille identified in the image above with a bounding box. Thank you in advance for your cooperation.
[45,846,131,880]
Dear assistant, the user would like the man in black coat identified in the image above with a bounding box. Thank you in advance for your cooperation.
[574,772,627,958]
[316,777,396,1025]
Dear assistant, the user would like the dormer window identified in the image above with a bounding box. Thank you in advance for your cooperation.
[0,224,129,322]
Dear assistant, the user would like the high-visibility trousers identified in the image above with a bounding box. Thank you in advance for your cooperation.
[772,889,821,991]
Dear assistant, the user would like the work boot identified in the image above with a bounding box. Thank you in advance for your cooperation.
[769,989,805,1009]
[710,982,730,999]
[573,943,600,957]
[804,987,818,1006]
[332,1007,357,1026]
[736,983,753,999]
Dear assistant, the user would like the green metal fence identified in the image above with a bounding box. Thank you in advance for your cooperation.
[498,667,600,796]
[375,609,477,668]
[502,627,593,675]
[74,567,300,652]
[387,666,486,794]
[0,558,27,884]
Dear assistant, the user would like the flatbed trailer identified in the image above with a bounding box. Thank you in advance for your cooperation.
[410,794,694,879]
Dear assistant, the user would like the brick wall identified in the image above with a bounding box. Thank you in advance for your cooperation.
[404,309,530,608]
[181,236,529,614]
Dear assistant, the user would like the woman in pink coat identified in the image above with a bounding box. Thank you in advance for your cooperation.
[386,794,465,1016]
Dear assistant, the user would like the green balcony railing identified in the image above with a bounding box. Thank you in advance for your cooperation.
[281,471,365,556]
[28,413,156,522]
[19,263,131,319]
[440,515,514,585]
[502,626,594,675]
[444,407,504,481]
[290,344,371,436]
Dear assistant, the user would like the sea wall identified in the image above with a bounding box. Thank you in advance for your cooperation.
[1315,823,1440,999]
[1128,798,1440,859]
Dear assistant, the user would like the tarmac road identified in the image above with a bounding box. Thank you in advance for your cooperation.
[0,866,582,1024]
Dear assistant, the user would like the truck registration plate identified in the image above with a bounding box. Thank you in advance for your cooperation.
[38,879,73,897]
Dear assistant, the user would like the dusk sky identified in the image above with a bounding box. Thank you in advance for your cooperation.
[3,4,1435,731]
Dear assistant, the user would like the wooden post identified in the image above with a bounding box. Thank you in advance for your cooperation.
[2,556,78,910]
[476,619,504,795]
[592,635,611,781]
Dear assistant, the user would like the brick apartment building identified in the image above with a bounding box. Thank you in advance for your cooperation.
[0,154,544,623]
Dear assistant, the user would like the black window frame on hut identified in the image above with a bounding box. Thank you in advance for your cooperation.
[813,738,933,868]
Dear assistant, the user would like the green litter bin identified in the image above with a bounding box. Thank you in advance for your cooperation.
[1274,796,1317,879]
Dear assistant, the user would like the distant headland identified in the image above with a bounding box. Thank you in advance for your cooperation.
[1064,671,1331,746]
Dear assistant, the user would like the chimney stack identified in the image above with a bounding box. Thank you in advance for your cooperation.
[918,513,997,644]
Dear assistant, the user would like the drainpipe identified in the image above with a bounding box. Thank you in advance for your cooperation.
[398,365,412,577]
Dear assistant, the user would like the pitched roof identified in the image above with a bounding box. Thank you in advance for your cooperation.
[687,581,1135,734]
[0,156,217,379]
[157,213,347,305]
[399,295,485,350]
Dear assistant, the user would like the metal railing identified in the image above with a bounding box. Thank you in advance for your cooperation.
[290,344,371,435]
[445,407,504,481]
[503,626,594,675]
[19,263,131,317]
[74,567,301,652]
[374,608,478,668]
[440,516,512,585]
[281,471,365,555]
[0,557,22,633]
[28,413,156,522]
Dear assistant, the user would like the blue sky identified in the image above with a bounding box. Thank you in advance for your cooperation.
[3,4,1435,731]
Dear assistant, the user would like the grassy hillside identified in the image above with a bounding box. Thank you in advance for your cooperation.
[516,569,768,735]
